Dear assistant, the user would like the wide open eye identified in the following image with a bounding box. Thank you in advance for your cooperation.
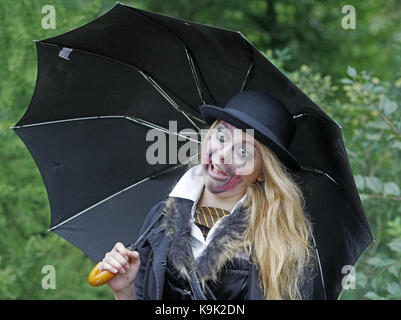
[238,146,248,158]
[216,129,226,143]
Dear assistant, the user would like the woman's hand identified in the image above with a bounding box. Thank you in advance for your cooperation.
[99,242,141,299]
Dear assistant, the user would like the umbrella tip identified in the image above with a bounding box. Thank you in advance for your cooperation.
[116,1,125,5]
[334,120,342,129]
[33,39,39,42]
[237,31,246,39]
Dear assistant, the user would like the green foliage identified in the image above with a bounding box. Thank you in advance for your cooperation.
[0,0,114,300]
[331,68,401,300]
[0,0,400,300]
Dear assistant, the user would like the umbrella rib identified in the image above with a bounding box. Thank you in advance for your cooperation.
[37,41,203,132]
[240,62,254,92]
[137,70,202,132]
[184,47,206,105]
[293,112,342,129]
[48,174,153,231]
[311,233,327,300]
[302,165,372,299]
[237,31,341,129]
[123,6,211,107]
[125,115,200,143]
[48,162,193,232]
[293,116,375,242]
[11,115,201,144]
[10,116,101,129]
[301,164,375,243]
[237,31,256,92]
[300,165,339,186]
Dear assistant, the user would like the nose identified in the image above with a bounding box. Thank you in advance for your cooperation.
[212,142,233,165]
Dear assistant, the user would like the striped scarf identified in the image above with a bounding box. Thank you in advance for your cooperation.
[194,206,229,239]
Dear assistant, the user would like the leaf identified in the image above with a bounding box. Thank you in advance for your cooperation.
[384,100,398,115]
[354,175,365,190]
[378,97,387,111]
[383,182,401,196]
[366,257,387,267]
[379,97,398,115]
[340,78,354,84]
[366,132,381,141]
[363,82,374,91]
[347,66,358,78]
[364,291,382,300]
[372,85,385,93]
[384,101,398,115]
[392,141,401,151]
[388,239,401,253]
[356,272,368,289]
[387,282,401,297]
[365,177,383,193]
[365,120,390,130]
[388,264,401,277]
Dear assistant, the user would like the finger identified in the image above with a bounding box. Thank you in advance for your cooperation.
[110,251,129,266]
[104,256,124,273]
[105,252,127,272]
[114,242,128,259]
[101,262,118,274]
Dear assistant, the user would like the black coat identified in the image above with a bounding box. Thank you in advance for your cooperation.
[134,195,326,300]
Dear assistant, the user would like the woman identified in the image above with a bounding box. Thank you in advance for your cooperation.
[99,90,324,300]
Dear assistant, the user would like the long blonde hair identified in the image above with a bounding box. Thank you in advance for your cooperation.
[192,119,315,300]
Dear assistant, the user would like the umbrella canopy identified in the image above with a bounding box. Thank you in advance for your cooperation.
[11,3,374,299]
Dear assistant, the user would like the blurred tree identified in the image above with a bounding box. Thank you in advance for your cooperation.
[0,0,114,300]
[143,0,401,81]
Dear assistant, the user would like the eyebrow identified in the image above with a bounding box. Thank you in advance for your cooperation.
[220,120,233,128]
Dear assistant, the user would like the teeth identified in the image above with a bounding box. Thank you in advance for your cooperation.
[212,163,226,176]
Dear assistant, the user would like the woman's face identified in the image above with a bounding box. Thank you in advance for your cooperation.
[202,120,263,198]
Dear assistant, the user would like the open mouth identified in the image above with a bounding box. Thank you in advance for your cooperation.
[208,162,229,180]
[204,153,241,191]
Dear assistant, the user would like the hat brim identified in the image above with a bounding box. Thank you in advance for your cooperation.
[200,104,301,173]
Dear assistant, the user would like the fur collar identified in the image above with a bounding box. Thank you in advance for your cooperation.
[161,195,251,284]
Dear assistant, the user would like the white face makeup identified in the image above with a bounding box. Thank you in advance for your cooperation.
[202,120,263,196]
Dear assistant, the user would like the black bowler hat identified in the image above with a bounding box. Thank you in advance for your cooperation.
[199,90,301,172]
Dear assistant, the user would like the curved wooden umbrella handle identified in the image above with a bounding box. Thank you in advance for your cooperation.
[88,262,116,287]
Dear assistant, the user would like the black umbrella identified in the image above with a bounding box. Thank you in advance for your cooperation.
[11,3,373,299]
